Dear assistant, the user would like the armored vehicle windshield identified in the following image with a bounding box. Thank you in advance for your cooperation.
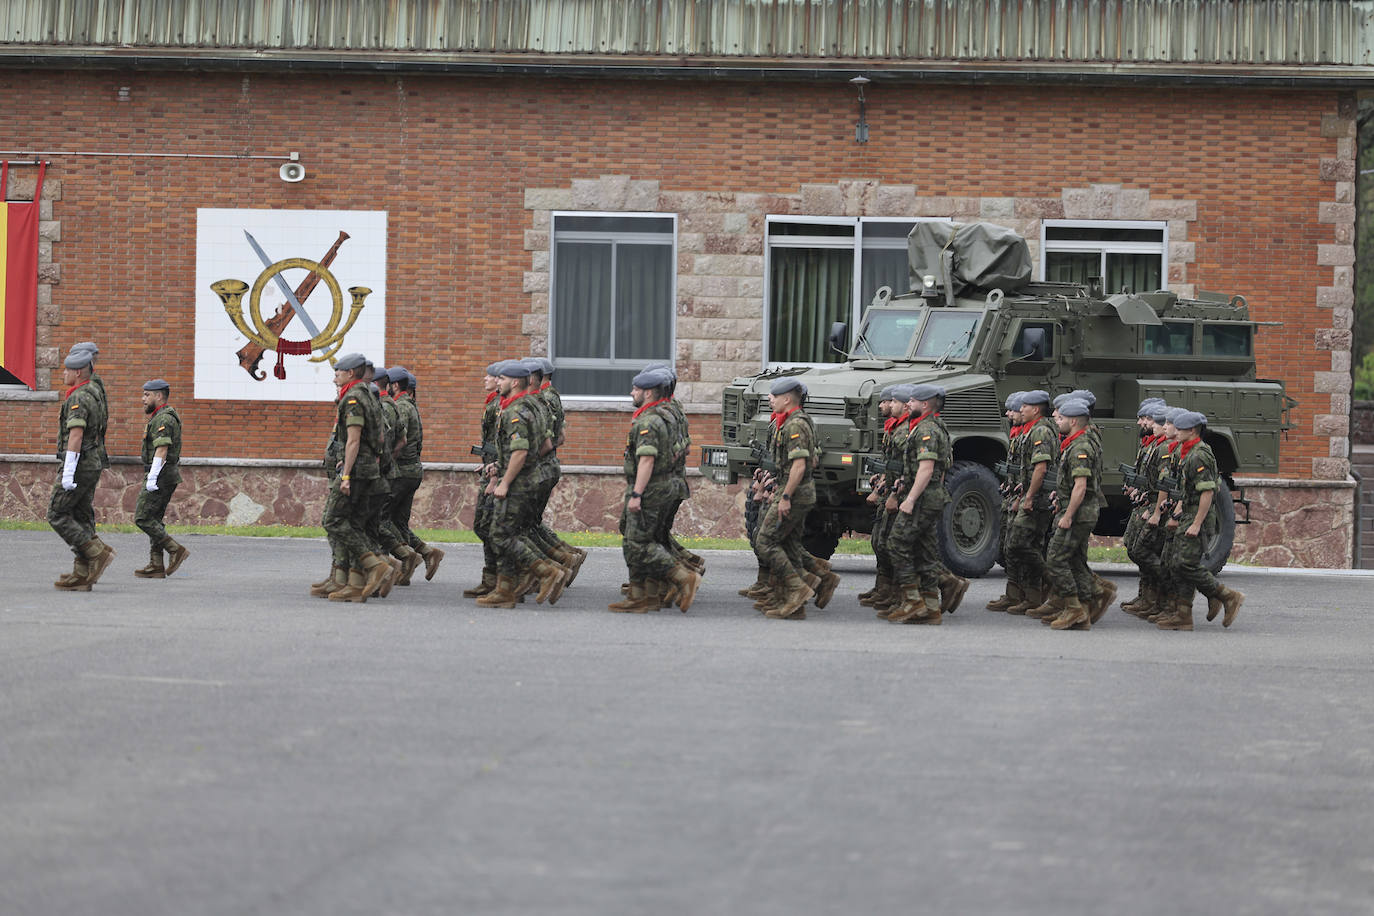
[857,304,982,362]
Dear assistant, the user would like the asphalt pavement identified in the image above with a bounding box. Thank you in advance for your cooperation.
[2,530,1373,916]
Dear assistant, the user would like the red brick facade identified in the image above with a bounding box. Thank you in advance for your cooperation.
[0,70,1355,553]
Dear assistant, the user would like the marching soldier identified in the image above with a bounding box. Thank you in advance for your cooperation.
[318,353,394,603]
[1124,402,1173,621]
[1154,410,1245,630]
[609,366,702,613]
[386,367,444,585]
[1004,390,1056,616]
[1119,399,1168,616]
[985,391,1027,612]
[463,362,505,598]
[474,361,568,609]
[50,348,116,590]
[133,379,190,578]
[869,384,913,618]
[522,358,587,583]
[1143,407,1185,624]
[752,377,821,620]
[1036,398,1106,630]
[859,385,902,612]
[887,384,953,625]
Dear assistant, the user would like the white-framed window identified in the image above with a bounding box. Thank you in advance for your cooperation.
[550,212,677,399]
[1040,219,1167,294]
[764,216,950,366]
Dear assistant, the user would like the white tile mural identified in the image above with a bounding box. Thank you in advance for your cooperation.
[195,209,387,401]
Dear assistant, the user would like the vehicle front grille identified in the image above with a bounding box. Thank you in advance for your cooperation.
[941,385,1002,428]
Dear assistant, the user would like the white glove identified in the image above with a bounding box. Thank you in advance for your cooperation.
[146,456,164,492]
[61,450,78,491]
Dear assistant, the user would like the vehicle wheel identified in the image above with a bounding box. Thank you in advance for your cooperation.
[802,515,839,561]
[1202,478,1236,574]
[937,460,1002,578]
[743,490,761,542]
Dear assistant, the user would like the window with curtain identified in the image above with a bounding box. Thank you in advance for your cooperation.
[1041,220,1166,295]
[765,217,948,365]
[550,213,676,398]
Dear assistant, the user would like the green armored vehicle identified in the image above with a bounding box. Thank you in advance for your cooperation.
[700,222,1292,577]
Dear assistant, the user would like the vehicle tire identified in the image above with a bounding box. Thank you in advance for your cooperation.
[937,460,1003,578]
[1202,478,1236,574]
[802,514,839,561]
[743,490,761,542]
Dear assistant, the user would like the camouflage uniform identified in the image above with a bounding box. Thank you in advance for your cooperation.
[489,390,549,578]
[135,404,182,548]
[888,412,952,596]
[871,410,909,589]
[322,380,385,572]
[1164,437,1221,600]
[620,399,679,581]
[1044,427,1102,604]
[473,391,502,575]
[753,408,818,581]
[1005,415,1058,598]
[48,379,107,552]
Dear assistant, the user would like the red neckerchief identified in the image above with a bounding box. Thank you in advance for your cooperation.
[539,381,551,392]
[1166,440,1180,454]
[771,406,799,429]
[1011,422,1026,437]
[63,379,89,399]
[499,388,533,410]
[884,412,909,434]
[484,391,499,405]
[336,378,364,401]
[1178,436,1203,458]
[633,396,672,420]
[1060,428,1088,450]
[908,410,938,431]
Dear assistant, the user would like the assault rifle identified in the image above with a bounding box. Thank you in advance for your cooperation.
[748,439,779,473]
[470,442,497,463]
[1118,462,1151,507]
[1157,473,1184,515]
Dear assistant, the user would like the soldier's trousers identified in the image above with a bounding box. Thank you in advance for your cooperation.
[389,473,425,552]
[474,485,498,571]
[1045,512,1097,600]
[871,505,895,578]
[1133,519,1168,585]
[1165,517,1220,599]
[754,496,814,579]
[135,479,179,547]
[1006,506,1053,588]
[366,476,408,555]
[622,489,677,580]
[888,502,943,591]
[48,469,102,551]
[323,476,379,569]
[490,481,544,576]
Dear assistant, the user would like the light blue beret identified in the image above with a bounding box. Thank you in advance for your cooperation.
[1057,398,1091,418]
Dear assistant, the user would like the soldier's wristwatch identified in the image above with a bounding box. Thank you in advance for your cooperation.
[630,490,642,499]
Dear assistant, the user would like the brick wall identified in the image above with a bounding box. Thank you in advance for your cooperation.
[0,71,1351,484]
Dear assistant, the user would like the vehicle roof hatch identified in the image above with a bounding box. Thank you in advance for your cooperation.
[1106,293,1164,326]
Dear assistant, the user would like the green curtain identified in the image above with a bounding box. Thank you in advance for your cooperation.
[769,247,852,363]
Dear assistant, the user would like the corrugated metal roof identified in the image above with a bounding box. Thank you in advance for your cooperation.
[3,0,1373,66]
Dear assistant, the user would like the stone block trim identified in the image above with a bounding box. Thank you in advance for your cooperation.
[1312,103,1357,480]
[523,175,1197,410]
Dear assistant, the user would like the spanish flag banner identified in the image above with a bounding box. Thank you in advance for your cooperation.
[0,160,43,390]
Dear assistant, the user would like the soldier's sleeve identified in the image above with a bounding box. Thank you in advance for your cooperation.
[1070,446,1094,478]
[151,415,175,449]
[914,423,940,462]
[1029,422,1056,465]
[633,416,663,458]
[1192,448,1218,492]
[343,394,367,428]
[64,395,88,430]
[506,408,531,452]
[784,418,814,461]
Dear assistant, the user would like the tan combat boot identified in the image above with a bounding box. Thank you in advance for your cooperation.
[329,569,367,603]
[561,546,589,586]
[667,563,703,612]
[1157,593,1194,630]
[163,538,190,576]
[765,572,814,620]
[475,574,519,608]
[739,565,770,598]
[1049,595,1091,630]
[986,581,1022,612]
[421,545,445,581]
[462,568,499,598]
[134,545,166,579]
[1125,583,1157,619]
[1088,578,1118,624]
[859,574,892,608]
[80,537,117,586]
[1008,584,1043,616]
[56,554,91,590]
[1028,590,1064,621]
[812,561,842,610]
[1218,585,1244,628]
[609,580,654,613]
[354,553,389,600]
[904,589,944,625]
[529,559,569,605]
[938,572,969,614]
[890,586,941,624]
[374,558,402,599]
[393,545,422,586]
[311,565,347,597]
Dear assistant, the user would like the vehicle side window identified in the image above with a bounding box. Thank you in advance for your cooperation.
[1202,324,1252,357]
[1012,321,1056,358]
[1144,321,1194,355]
